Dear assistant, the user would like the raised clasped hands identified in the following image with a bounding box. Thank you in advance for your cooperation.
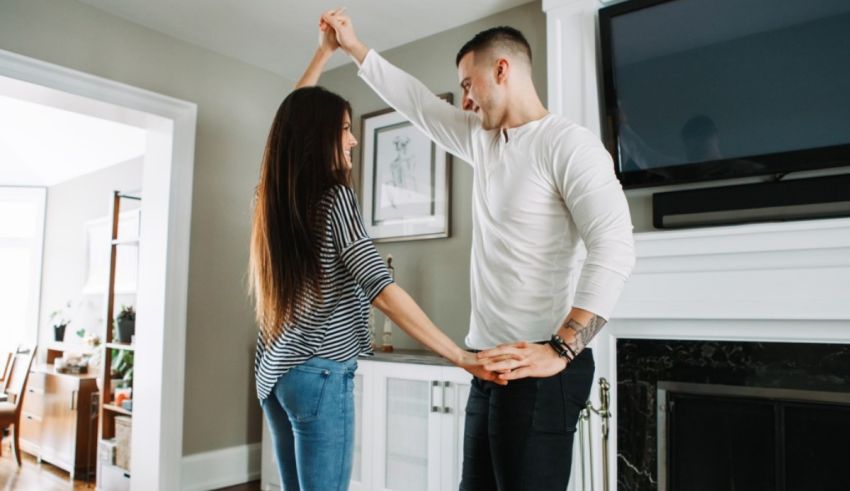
[476,341,568,381]
[320,7,363,56]
[317,8,343,53]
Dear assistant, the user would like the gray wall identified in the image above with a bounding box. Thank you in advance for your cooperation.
[0,0,546,455]
[38,158,143,355]
[320,1,547,351]
[0,0,287,454]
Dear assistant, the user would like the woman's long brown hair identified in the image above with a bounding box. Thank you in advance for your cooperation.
[250,87,352,343]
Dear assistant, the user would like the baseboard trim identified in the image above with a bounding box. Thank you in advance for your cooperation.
[182,443,261,491]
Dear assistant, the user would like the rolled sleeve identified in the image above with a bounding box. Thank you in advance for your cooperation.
[329,186,394,301]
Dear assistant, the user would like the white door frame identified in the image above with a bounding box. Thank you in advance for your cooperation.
[0,48,197,491]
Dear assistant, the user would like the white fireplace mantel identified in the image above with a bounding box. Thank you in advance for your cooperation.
[606,215,850,383]
[615,217,850,325]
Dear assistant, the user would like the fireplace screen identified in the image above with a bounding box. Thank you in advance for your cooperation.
[657,382,850,491]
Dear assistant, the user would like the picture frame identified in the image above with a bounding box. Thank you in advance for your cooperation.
[359,93,453,242]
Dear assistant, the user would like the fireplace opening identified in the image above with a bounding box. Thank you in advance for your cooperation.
[658,382,850,491]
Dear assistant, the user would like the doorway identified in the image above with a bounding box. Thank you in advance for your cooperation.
[0,48,196,490]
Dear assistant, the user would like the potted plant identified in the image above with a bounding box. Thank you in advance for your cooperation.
[111,348,134,398]
[114,305,135,343]
[49,301,72,342]
[74,328,102,369]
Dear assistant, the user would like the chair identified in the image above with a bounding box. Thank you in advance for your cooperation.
[0,345,37,465]
[0,351,11,402]
[0,350,11,383]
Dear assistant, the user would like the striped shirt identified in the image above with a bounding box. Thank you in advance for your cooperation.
[254,185,393,401]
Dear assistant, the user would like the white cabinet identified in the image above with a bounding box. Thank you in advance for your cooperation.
[350,362,374,491]
[261,358,471,491]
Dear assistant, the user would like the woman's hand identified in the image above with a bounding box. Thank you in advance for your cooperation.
[477,341,568,381]
[294,9,343,89]
[318,11,340,54]
[321,8,369,64]
[456,350,508,386]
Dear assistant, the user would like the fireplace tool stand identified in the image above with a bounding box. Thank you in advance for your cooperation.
[577,377,611,491]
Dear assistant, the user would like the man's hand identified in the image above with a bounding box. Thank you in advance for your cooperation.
[320,8,369,63]
[317,10,340,54]
[476,342,568,381]
[457,351,508,386]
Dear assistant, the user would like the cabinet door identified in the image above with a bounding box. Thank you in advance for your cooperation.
[39,375,79,471]
[373,362,443,491]
[350,361,374,491]
[439,367,472,491]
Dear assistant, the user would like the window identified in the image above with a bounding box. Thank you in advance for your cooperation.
[0,187,46,351]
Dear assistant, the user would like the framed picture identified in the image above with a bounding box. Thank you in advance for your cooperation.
[359,93,452,242]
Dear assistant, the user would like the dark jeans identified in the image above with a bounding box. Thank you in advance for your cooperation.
[460,348,595,491]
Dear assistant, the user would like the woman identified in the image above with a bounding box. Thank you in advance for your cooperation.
[249,19,500,491]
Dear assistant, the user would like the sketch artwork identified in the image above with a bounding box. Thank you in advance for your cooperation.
[360,94,453,242]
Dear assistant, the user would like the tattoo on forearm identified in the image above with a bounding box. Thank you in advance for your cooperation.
[562,315,608,354]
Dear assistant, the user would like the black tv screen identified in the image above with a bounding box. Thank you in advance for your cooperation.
[598,0,850,188]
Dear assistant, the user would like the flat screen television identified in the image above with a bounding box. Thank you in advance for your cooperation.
[598,0,850,189]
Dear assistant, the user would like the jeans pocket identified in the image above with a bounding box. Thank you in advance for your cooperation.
[532,363,595,434]
[531,375,570,434]
[280,364,331,422]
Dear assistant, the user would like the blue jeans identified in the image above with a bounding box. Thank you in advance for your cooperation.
[262,357,357,491]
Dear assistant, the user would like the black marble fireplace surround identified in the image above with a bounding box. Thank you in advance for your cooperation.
[617,339,850,491]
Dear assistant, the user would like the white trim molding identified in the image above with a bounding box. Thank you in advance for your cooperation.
[182,443,262,491]
[0,186,46,349]
[544,0,603,135]
[0,48,197,490]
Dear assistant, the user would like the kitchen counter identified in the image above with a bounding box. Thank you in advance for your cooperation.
[361,348,453,367]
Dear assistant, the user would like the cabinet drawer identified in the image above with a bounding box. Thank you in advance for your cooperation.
[27,371,45,390]
[22,388,44,416]
[100,462,131,491]
[20,412,42,444]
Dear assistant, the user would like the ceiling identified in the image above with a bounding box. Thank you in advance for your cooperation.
[2,1,536,187]
[0,77,147,187]
[75,0,536,82]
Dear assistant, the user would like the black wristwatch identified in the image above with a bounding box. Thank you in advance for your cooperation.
[548,334,577,361]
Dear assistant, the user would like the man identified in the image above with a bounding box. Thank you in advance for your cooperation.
[322,11,635,490]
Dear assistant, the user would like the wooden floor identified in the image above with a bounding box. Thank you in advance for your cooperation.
[0,440,93,491]
[214,482,261,491]
[0,437,260,491]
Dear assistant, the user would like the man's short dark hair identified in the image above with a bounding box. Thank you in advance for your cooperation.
[455,26,532,67]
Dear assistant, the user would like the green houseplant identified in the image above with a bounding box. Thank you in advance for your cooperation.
[49,301,72,341]
[114,304,135,343]
[111,349,134,388]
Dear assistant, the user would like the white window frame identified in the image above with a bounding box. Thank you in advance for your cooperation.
[0,186,47,348]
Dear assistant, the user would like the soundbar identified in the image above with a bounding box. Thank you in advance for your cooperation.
[652,174,850,229]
